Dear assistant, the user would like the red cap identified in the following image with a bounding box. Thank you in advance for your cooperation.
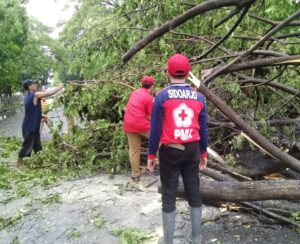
[167,54,190,76]
[141,76,155,86]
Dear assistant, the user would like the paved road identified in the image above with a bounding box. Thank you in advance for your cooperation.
[0,107,68,140]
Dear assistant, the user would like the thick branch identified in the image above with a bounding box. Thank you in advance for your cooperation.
[191,50,287,64]
[219,55,300,74]
[122,0,257,63]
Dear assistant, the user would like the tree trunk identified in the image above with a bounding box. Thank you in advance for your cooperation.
[158,179,300,201]
[198,85,300,172]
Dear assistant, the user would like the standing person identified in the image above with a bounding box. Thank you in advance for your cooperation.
[147,54,208,244]
[124,76,155,182]
[16,80,64,169]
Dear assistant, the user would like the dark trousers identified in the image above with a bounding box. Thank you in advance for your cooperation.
[159,141,201,213]
[18,131,42,158]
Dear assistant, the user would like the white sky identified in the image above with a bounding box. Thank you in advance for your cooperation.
[25,0,76,38]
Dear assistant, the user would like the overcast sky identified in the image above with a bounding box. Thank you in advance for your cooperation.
[25,0,76,38]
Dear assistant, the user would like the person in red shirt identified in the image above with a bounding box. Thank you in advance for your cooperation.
[124,76,155,182]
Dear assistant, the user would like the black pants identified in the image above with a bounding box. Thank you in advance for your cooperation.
[159,141,201,213]
[18,131,42,158]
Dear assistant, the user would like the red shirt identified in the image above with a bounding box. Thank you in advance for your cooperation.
[124,88,153,133]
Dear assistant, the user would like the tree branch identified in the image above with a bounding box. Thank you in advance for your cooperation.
[217,55,300,75]
[191,84,300,172]
[202,9,300,85]
[214,6,241,28]
[240,66,287,88]
[196,5,250,60]
[276,31,300,39]
[249,13,300,26]
[235,73,300,98]
[122,0,257,63]
[268,92,300,120]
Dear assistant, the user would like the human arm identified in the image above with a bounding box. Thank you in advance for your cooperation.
[198,95,208,170]
[35,84,64,99]
[146,95,154,121]
[147,95,164,171]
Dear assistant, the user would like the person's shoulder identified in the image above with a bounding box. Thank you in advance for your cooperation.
[156,86,169,96]
[25,92,35,98]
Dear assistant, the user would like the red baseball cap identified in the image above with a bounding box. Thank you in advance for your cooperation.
[141,76,155,85]
[167,54,190,76]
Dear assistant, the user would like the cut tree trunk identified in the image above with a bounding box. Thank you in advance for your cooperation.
[158,179,300,201]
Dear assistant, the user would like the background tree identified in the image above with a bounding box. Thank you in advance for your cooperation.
[0,0,28,95]
[0,0,64,96]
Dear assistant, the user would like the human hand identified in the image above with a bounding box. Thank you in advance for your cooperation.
[147,158,157,172]
[199,157,207,171]
[41,115,49,124]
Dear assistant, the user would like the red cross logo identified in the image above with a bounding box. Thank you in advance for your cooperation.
[173,103,194,127]
[179,109,188,121]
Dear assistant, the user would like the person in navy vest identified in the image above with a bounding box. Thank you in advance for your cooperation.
[16,80,64,170]
[147,54,208,244]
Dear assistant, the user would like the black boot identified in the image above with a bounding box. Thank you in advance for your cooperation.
[189,206,201,244]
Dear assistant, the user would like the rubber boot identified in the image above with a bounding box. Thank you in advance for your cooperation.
[159,211,175,244]
[190,206,202,244]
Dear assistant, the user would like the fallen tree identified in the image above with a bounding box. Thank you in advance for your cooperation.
[122,2,300,172]
[160,179,300,202]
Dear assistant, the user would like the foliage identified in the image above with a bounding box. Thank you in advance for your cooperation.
[3,0,300,180]
[20,18,55,84]
[0,0,28,94]
[26,118,129,174]
[112,227,153,244]
[0,136,20,158]
[0,0,68,94]
[91,215,106,229]
[0,210,25,230]
[53,0,300,158]
[40,193,61,204]
[231,134,246,151]
[0,136,73,204]
[291,211,300,222]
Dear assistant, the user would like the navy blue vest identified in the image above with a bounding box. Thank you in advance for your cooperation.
[22,92,42,133]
